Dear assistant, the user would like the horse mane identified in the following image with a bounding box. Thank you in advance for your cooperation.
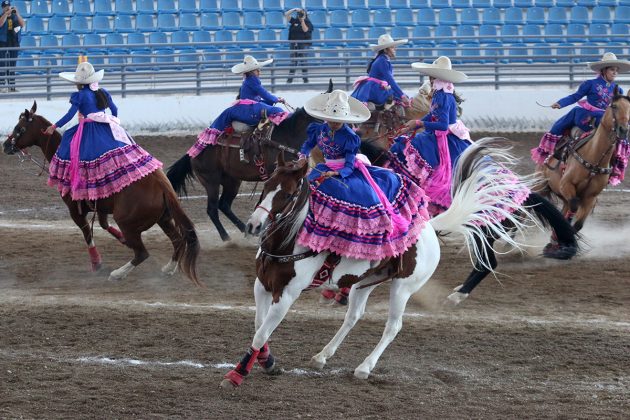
[268,163,310,250]
[274,107,307,136]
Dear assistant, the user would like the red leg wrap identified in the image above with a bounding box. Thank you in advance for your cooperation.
[88,246,102,272]
[320,289,336,300]
[257,343,275,371]
[335,287,351,305]
[224,346,260,387]
[106,226,126,244]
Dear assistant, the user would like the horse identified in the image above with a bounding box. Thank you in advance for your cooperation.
[2,101,201,285]
[167,101,325,242]
[359,138,579,305]
[536,89,630,234]
[220,140,541,387]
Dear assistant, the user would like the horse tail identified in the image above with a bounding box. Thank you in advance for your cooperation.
[525,192,579,255]
[166,154,194,197]
[429,137,538,271]
[157,171,202,287]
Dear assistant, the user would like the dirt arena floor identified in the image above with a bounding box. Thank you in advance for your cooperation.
[1,132,629,419]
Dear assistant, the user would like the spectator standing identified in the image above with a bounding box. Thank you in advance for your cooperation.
[0,0,24,92]
[285,7,313,84]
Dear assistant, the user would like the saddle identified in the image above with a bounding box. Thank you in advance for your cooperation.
[216,113,275,164]
[548,127,595,170]
[362,103,405,138]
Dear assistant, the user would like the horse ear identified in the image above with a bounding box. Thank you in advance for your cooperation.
[297,158,309,177]
[24,108,30,118]
[276,151,286,167]
[31,100,37,114]
[326,79,333,93]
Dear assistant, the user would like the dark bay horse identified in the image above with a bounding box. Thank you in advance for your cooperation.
[2,101,201,285]
[167,106,320,241]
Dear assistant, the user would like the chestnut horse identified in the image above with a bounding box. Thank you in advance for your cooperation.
[220,140,539,387]
[2,101,200,285]
[537,89,630,233]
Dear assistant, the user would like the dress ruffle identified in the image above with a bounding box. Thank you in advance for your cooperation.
[531,132,563,166]
[188,127,222,158]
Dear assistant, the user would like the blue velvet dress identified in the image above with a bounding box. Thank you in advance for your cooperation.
[350,54,406,106]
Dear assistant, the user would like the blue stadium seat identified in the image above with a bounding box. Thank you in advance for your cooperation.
[460,43,482,63]
[128,32,147,48]
[410,0,430,8]
[62,34,82,54]
[392,26,409,39]
[92,15,111,33]
[483,40,503,61]
[94,0,114,15]
[436,25,456,43]
[327,0,347,10]
[576,0,596,6]
[522,24,541,43]
[134,14,153,31]
[347,27,368,43]
[179,13,198,30]
[261,0,281,11]
[309,10,327,28]
[149,32,169,45]
[20,35,38,52]
[158,0,179,13]
[285,0,303,9]
[431,0,450,8]
[457,25,478,43]
[48,16,67,34]
[83,34,106,55]
[215,29,234,43]
[266,11,285,29]
[592,6,612,24]
[221,0,241,12]
[589,24,610,42]
[534,0,553,6]
[460,8,479,25]
[30,0,51,17]
[179,0,198,13]
[158,13,178,31]
[114,15,135,33]
[51,0,72,16]
[544,24,564,43]
[570,7,589,24]
[258,28,279,48]
[12,0,29,17]
[374,9,394,27]
[390,0,410,9]
[611,23,630,42]
[369,0,389,8]
[438,9,458,26]
[617,7,630,24]
[331,10,351,27]
[580,45,602,62]
[482,8,502,25]
[308,0,326,11]
[200,13,220,30]
[367,26,387,39]
[178,49,200,69]
[452,0,471,7]
[472,0,491,7]
[599,0,618,5]
[70,15,91,34]
[129,51,152,71]
[40,35,61,53]
[244,12,264,29]
[547,7,568,25]
[353,9,373,27]
[236,29,255,44]
[242,0,261,11]
[105,33,126,50]
[479,23,497,42]
[555,0,574,5]
[412,25,434,44]
[325,27,345,46]
[171,30,191,44]
[532,43,554,63]
[514,0,533,6]
[200,0,220,12]
[348,0,368,8]
[504,43,529,64]
[394,9,415,26]
[137,0,155,14]
[222,12,241,29]
[526,7,545,24]
[493,0,512,7]
[25,16,45,35]
[566,24,586,42]
[504,8,523,25]
[501,24,521,43]
[115,0,135,15]
[418,9,437,26]
[192,30,213,49]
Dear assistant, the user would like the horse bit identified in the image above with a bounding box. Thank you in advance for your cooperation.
[6,115,51,174]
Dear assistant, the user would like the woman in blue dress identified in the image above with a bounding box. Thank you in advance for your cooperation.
[297,90,429,261]
[532,52,630,165]
[350,34,410,108]
[44,62,161,201]
[188,55,289,158]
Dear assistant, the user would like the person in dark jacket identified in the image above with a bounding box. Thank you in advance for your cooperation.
[284,7,313,84]
[0,0,25,92]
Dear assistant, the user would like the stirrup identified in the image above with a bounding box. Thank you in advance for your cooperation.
[239,148,249,163]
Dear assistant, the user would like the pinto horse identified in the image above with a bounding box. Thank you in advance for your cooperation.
[220,140,540,387]
[359,138,579,305]
[537,89,630,234]
[2,101,201,285]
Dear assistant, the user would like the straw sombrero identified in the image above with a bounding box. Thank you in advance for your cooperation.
[410,56,468,84]
[231,55,273,74]
[59,62,104,84]
[370,34,408,52]
[587,52,630,73]
[304,90,371,124]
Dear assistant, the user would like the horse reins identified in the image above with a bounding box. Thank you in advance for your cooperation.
[7,115,52,175]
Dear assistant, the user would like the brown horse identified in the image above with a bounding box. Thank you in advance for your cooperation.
[2,101,201,285]
[537,89,630,233]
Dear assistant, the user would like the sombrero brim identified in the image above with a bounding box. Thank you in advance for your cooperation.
[304,93,371,124]
[588,60,630,73]
[371,39,408,51]
[59,69,104,84]
[231,59,273,74]
[411,62,468,83]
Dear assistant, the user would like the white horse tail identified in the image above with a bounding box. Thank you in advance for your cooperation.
[429,137,539,271]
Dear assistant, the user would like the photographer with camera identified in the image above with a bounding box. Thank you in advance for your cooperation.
[0,0,24,92]
[284,7,313,84]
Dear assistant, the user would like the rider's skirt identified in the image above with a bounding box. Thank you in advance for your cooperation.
[48,120,162,201]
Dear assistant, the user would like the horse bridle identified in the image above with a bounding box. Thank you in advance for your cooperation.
[255,178,306,224]
[6,113,52,174]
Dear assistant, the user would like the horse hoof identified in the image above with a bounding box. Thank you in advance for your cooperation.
[543,243,577,260]
[445,291,469,306]
[354,368,370,380]
[91,263,103,272]
[261,361,280,375]
[108,275,123,282]
[161,260,178,276]
[310,356,326,370]
[219,379,237,389]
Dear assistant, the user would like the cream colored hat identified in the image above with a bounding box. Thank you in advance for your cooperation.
[587,52,630,73]
[304,90,371,124]
[370,34,408,52]
[231,55,274,74]
[59,62,104,84]
[411,56,468,84]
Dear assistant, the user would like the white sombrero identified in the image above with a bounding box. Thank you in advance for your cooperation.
[370,34,408,52]
[59,62,104,84]
[411,56,468,84]
[304,90,371,124]
[587,52,630,73]
[231,55,274,74]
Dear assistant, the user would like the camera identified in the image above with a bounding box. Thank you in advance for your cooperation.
[11,8,16,14]
[297,11,305,18]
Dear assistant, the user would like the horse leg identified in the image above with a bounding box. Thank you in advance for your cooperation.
[200,179,231,242]
[253,279,277,374]
[572,195,596,233]
[218,175,246,233]
[98,212,126,245]
[67,202,102,272]
[446,234,496,305]
[311,284,379,370]
[221,280,301,388]
[157,217,181,276]
[108,228,148,281]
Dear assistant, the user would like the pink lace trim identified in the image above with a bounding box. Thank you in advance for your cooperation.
[432,79,454,93]
[610,139,630,186]
[531,132,563,165]
[423,130,453,208]
[268,112,290,125]
[187,127,222,158]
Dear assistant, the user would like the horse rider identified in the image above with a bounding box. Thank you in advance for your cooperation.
[350,34,411,109]
[188,55,290,158]
[43,62,161,201]
[297,90,429,268]
[531,52,630,166]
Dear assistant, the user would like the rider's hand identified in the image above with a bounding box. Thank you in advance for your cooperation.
[405,119,422,132]
[551,103,561,109]
[277,97,286,104]
[42,125,56,135]
[322,171,338,178]
[401,95,411,107]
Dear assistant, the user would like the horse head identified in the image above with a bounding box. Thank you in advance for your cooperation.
[245,152,308,237]
[607,87,630,140]
[3,101,50,155]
